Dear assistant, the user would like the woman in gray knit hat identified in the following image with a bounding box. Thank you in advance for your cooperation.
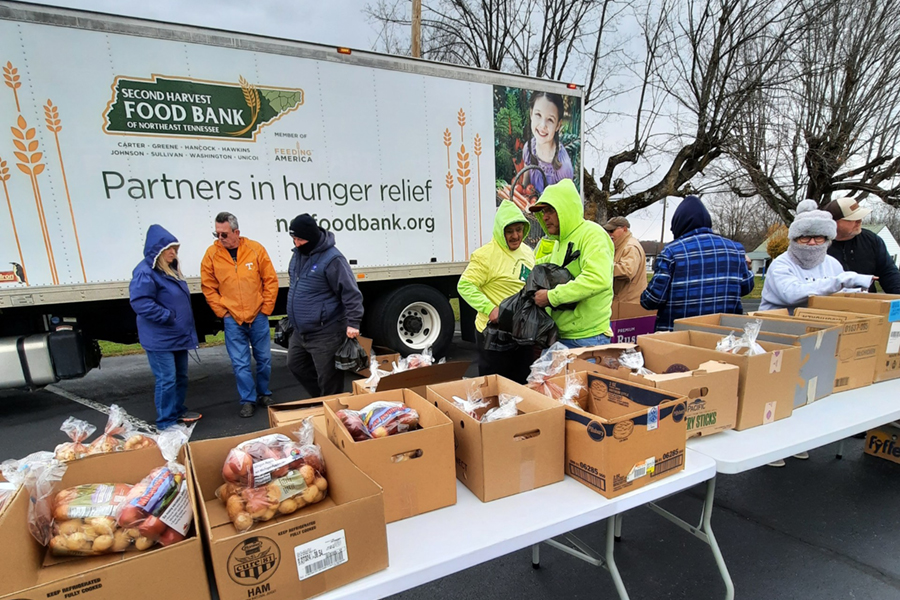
[760,199,874,314]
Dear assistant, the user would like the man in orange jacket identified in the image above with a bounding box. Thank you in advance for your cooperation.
[201,212,279,418]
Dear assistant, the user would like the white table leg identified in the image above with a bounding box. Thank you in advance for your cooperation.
[531,543,540,569]
[605,517,630,600]
[835,439,844,459]
[614,513,623,541]
[647,477,734,600]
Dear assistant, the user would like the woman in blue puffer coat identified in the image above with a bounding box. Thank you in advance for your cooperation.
[129,225,201,429]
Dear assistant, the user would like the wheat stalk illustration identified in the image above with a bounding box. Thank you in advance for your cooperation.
[3,62,21,113]
[457,108,466,144]
[474,133,483,246]
[0,156,26,283]
[227,76,261,137]
[457,143,471,259]
[12,114,57,284]
[443,128,452,169]
[45,100,86,282]
[445,172,455,260]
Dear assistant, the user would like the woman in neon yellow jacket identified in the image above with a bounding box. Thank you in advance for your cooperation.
[529,179,615,347]
[457,200,536,382]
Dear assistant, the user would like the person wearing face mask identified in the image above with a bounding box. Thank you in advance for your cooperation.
[760,200,875,313]
[286,214,363,398]
[458,200,536,382]
[825,197,900,294]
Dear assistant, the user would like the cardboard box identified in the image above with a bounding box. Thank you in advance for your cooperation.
[0,447,211,600]
[610,301,657,344]
[324,390,457,522]
[356,337,401,378]
[267,394,349,427]
[752,308,880,392]
[673,313,840,407]
[809,293,900,383]
[568,344,739,438]
[190,422,388,600]
[352,360,471,397]
[637,330,801,430]
[542,371,687,499]
[864,424,900,464]
[425,375,565,502]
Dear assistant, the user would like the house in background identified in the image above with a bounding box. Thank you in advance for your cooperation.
[640,240,665,271]
[751,223,900,274]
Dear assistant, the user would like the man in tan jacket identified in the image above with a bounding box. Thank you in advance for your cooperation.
[603,217,647,303]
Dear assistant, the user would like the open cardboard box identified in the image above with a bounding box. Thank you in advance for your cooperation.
[356,337,401,378]
[0,447,210,600]
[809,293,900,382]
[673,313,840,408]
[637,330,801,430]
[267,393,350,427]
[352,360,471,397]
[426,375,565,502]
[751,308,880,392]
[323,390,456,522]
[610,301,657,344]
[542,371,687,499]
[189,420,388,600]
[567,344,739,438]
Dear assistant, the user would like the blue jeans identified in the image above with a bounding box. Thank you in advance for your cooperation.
[224,314,272,404]
[146,350,188,430]
[558,334,611,349]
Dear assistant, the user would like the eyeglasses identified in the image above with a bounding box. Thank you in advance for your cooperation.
[212,231,230,239]
[797,235,827,244]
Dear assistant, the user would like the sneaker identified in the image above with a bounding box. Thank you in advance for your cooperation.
[239,403,256,418]
[258,394,276,407]
[793,451,809,460]
[767,459,786,468]
[177,411,202,423]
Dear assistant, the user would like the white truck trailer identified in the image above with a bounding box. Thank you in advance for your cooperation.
[0,1,583,388]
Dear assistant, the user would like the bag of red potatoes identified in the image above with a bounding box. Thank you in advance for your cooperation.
[217,418,327,532]
[43,424,194,556]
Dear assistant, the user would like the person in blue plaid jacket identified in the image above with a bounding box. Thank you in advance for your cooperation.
[641,196,755,331]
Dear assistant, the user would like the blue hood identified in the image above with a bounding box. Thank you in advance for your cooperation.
[671,195,712,239]
[143,224,179,265]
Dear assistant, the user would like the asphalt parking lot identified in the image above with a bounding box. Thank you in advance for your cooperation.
[1,329,899,600]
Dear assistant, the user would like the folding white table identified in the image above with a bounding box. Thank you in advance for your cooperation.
[315,449,719,600]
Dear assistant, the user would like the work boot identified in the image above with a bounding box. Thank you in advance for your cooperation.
[258,394,276,407]
[178,411,202,423]
[239,403,256,418]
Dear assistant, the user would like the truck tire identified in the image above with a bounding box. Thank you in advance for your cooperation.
[370,285,454,357]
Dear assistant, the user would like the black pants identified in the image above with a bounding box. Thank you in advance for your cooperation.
[287,322,346,398]
[475,329,534,385]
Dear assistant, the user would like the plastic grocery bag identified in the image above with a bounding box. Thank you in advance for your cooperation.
[619,349,654,376]
[217,418,328,532]
[556,374,586,408]
[526,342,572,397]
[335,336,368,371]
[481,394,522,423]
[2,451,61,544]
[274,316,293,349]
[716,320,765,356]
[54,417,97,462]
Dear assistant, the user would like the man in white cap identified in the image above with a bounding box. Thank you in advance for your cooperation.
[761,200,874,314]
[825,197,900,293]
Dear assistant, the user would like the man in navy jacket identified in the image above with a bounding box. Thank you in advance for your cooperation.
[825,197,900,294]
[286,214,364,397]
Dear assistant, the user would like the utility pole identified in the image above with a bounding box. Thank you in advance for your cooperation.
[411,0,422,58]
[659,197,667,246]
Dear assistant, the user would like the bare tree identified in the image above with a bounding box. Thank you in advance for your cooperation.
[726,0,900,220]
[865,201,900,245]
[707,194,781,250]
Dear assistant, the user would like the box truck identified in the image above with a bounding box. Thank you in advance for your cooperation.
[0,1,584,388]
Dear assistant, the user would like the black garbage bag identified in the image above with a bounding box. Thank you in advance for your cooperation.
[335,337,368,371]
[524,264,577,311]
[496,290,559,348]
[274,316,293,349]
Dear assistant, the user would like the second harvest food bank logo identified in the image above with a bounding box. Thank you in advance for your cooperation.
[103,75,303,140]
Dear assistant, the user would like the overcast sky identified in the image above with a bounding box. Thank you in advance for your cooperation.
[28,0,678,242]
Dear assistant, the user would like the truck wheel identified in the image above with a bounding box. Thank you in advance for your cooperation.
[371,285,454,357]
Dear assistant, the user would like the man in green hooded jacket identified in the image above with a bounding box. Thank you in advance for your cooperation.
[458,200,536,382]
[529,179,615,348]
